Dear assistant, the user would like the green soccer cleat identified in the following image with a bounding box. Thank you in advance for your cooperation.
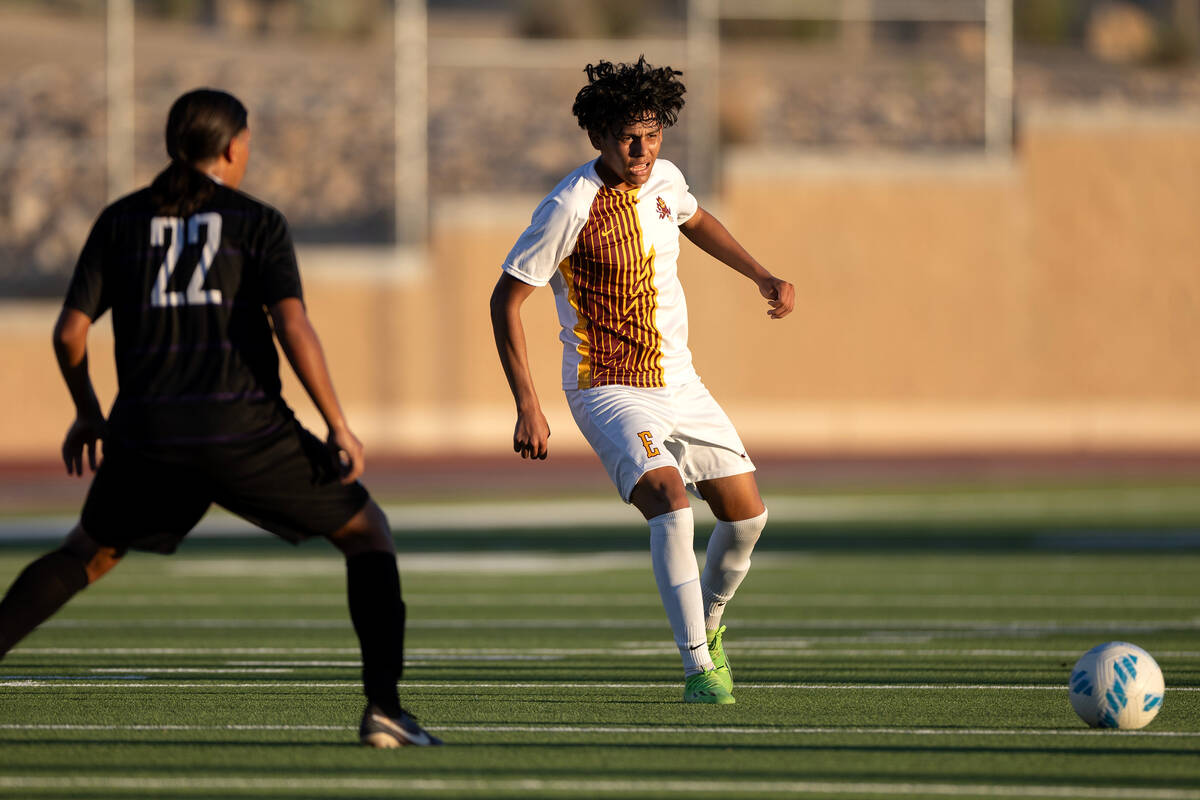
[708,625,733,692]
[683,669,736,704]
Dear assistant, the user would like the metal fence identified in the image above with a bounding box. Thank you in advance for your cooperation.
[21,0,1200,298]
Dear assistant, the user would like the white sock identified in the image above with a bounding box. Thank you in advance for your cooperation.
[701,508,767,631]
[648,507,711,675]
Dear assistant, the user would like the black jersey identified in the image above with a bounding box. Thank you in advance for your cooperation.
[64,179,303,447]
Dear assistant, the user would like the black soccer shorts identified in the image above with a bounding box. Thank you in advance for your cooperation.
[80,420,371,553]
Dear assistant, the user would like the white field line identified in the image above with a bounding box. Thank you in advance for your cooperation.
[16,646,1200,660]
[73,592,1200,609]
[387,489,1200,527]
[81,653,566,671]
[86,667,295,674]
[2,722,1199,739]
[0,776,1199,799]
[391,488,1200,529]
[41,647,1200,669]
[4,485,1200,541]
[228,647,1200,661]
[1,679,1198,691]
[11,647,363,655]
[86,550,1200,578]
[226,661,363,667]
[626,642,1200,657]
[165,552,649,576]
[38,617,1200,632]
[4,647,1196,671]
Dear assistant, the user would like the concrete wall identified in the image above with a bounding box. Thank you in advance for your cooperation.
[4,107,1199,459]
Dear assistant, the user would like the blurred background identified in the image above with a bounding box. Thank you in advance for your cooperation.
[2,0,1199,477]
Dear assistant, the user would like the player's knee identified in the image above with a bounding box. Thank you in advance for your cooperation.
[645,483,687,507]
[328,501,394,557]
[740,506,767,536]
[631,468,689,518]
[62,526,98,560]
[84,548,123,584]
[713,508,766,571]
[61,526,123,584]
[733,507,767,551]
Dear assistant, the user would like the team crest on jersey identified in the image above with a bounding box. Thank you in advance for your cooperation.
[655,196,672,220]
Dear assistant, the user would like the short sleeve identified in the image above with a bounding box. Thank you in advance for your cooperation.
[258,209,303,306]
[63,207,112,320]
[672,165,699,226]
[501,194,585,287]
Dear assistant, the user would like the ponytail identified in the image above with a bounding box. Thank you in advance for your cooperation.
[150,161,218,217]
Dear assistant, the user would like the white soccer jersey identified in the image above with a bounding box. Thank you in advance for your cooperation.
[502,158,700,390]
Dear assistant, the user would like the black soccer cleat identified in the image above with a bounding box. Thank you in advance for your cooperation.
[359,704,443,747]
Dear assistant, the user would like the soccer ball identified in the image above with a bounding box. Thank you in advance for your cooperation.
[1068,641,1164,729]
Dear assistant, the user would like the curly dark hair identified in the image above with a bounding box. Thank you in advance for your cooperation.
[571,56,686,135]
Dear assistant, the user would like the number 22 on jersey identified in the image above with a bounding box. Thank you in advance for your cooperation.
[150,213,223,307]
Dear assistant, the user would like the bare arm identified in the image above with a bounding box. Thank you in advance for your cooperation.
[268,297,363,484]
[489,273,550,460]
[53,308,106,476]
[681,206,795,320]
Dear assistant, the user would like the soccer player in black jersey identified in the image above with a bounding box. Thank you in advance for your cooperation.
[0,88,439,748]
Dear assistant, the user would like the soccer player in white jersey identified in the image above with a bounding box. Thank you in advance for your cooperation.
[490,57,795,704]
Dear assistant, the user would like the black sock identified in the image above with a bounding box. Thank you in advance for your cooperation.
[0,548,89,658]
[345,551,406,714]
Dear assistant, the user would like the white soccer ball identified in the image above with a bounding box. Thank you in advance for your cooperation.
[1068,641,1164,729]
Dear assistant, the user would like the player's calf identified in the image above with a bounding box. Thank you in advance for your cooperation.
[0,544,92,659]
[701,509,767,631]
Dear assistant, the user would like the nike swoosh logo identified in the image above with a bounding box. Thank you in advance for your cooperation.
[600,226,615,237]
[369,713,435,746]
[689,642,706,651]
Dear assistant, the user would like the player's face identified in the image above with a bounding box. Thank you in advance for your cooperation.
[591,117,662,191]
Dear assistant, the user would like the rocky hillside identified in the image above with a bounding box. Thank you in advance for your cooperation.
[3,6,1199,295]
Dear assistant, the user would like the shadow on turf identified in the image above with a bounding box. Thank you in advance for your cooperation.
[18,738,1200,760]
[4,524,1200,556]
[392,525,1200,554]
[0,523,1179,556]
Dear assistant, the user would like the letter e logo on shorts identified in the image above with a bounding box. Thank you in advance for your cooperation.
[637,431,661,458]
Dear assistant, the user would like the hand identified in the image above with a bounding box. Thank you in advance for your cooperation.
[513,408,550,460]
[62,414,105,476]
[759,275,795,320]
[327,424,365,485]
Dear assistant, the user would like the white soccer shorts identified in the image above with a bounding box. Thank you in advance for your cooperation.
[566,380,756,502]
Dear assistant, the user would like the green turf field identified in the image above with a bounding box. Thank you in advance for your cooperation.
[2,503,1200,799]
